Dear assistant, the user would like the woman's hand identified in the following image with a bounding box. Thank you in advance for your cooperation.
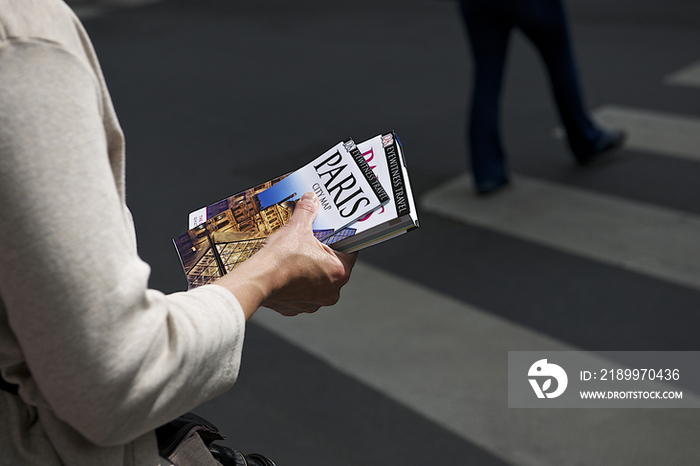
[214,192,357,319]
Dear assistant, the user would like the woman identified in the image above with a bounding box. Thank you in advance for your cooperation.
[0,0,356,464]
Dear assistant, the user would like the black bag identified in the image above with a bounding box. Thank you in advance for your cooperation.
[155,412,276,466]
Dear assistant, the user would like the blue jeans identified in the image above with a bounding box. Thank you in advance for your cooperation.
[459,0,603,187]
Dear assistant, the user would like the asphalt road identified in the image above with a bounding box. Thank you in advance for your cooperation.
[75,1,700,465]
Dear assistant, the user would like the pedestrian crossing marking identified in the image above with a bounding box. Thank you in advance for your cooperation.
[421,174,700,291]
[591,105,700,162]
[70,5,105,20]
[664,59,700,88]
[252,261,700,466]
[69,0,163,20]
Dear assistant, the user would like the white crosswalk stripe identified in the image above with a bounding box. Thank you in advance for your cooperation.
[592,105,700,161]
[421,173,700,291]
[664,59,700,88]
[68,0,163,20]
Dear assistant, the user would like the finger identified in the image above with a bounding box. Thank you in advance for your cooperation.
[287,192,319,230]
[337,251,358,272]
[319,243,357,272]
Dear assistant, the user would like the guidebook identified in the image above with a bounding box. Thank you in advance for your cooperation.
[320,131,419,253]
[173,138,390,288]
[173,132,419,289]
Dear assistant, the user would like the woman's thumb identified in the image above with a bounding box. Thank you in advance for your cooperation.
[288,192,319,229]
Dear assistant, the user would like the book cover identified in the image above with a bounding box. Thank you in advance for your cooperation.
[321,131,419,253]
[174,138,389,288]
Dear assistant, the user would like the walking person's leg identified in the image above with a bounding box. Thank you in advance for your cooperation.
[517,0,624,163]
[459,1,513,193]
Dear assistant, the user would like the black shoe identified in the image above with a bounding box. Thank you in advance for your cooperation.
[576,129,626,165]
[476,177,510,195]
